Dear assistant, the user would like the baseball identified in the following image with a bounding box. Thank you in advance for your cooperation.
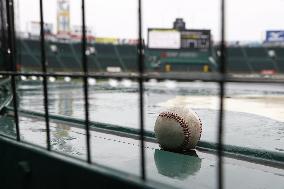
[154,107,202,152]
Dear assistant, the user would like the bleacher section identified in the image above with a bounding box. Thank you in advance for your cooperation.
[12,38,284,74]
[226,47,252,73]
[268,47,284,72]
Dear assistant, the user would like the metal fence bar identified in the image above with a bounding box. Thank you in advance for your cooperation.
[81,0,92,164]
[5,0,20,141]
[39,0,51,151]
[138,0,146,181]
[217,0,226,188]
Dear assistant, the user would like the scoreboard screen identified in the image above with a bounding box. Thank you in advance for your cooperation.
[148,28,211,50]
[148,29,181,49]
[181,30,211,49]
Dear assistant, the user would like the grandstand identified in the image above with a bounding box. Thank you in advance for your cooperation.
[10,38,284,74]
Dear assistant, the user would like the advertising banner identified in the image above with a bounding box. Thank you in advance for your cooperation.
[266,31,284,42]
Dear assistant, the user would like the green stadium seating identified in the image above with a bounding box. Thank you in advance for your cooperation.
[87,56,101,72]
[59,56,81,70]
[56,43,73,55]
[16,40,28,54]
[13,38,284,74]
[24,39,41,54]
[244,47,267,58]
[227,47,244,58]
[227,58,252,73]
[122,57,138,72]
[276,59,284,73]
[248,59,276,72]
[95,44,116,55]
[116,45,137,56]
[19,54,40,70]
[97,56,121,69]
[46,55,63,71]
[268,47,284,58]
[72,43,82,53]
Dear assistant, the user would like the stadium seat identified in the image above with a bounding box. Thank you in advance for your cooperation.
[19,54,41,71]
[248,59,276,73]
[95,44,116,55]
[116,45,137,56]
[121,57,138,72]
[227,58,252,73]
[23,39,41,55]
[244,47,267,58]
[227,47,245,58]
[56,43,73,55]
[59,56,82,70]
[276,59,284,73]
[97,57,121,70]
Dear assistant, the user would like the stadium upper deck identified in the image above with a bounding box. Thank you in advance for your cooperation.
[6,37,283,74]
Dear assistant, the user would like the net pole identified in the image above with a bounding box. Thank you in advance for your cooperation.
[5,0,20,141]
[138,0,146,181]
[39,0,51,151]
[217,0,226,188]
[81,0,92,164]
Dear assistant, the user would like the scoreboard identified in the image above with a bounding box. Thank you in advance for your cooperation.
[148,28,211,50]
[148,29,181,49]
[181,30,210,49]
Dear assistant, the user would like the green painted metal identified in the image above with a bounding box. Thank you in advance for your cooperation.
[1,113,283,189]
[1,77,284,189]
[0,135,174,189]
[4,107,284,168]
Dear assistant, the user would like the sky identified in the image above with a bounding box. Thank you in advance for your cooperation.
[16,0,284,42]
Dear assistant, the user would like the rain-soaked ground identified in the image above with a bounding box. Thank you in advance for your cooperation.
[16,80,284,152]
[1,79,284,189]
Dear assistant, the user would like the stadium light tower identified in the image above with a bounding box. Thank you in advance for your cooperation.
[57,0,70,36]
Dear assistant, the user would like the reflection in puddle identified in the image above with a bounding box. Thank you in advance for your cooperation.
[154,149,202,180]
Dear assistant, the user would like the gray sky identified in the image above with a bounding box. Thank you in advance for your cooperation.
[17,0,284,42]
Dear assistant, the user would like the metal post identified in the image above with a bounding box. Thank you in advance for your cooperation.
[5,0,20,141]
[138,0,146,181]
[81,0,92,163]
[39,0,51,151]
[217,0,226,188]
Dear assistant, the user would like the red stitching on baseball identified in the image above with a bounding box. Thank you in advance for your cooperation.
[158,111,202,151]
[159,111,191,151]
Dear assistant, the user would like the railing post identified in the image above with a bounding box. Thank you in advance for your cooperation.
[5,0,20,141]
[217,0,226,188]
[138,0,146,181]
[39,0,51,151]
[81,0,92,164]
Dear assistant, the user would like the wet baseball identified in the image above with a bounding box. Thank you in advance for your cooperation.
[154,107,202,152]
